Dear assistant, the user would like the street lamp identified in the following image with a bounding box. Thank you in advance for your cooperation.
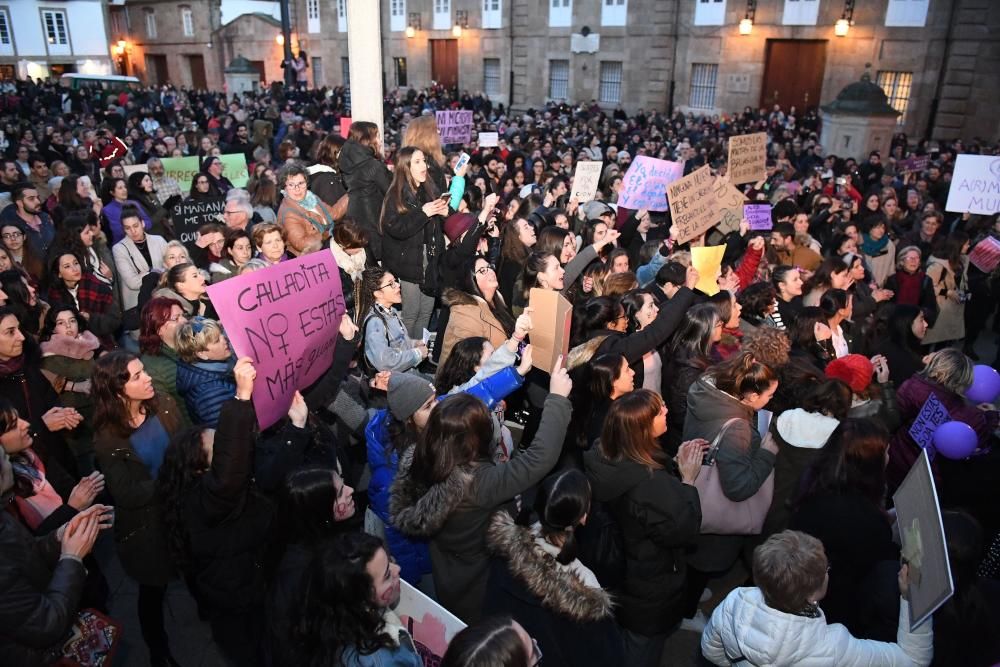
[739,0,756,35]
[407,12,421,39]
[453,10,468,38]
[836,0,855,37]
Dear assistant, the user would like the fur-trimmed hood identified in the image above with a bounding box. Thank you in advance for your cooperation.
[39,331,101,360]
[389,445,473,538]
[486,512,615,623]
[442,288,483,308]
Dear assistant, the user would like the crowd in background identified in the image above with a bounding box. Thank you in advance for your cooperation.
[0,73,999,667]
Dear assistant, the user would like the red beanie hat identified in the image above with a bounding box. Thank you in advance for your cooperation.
[443,212,476,244]
[825,354,874,394]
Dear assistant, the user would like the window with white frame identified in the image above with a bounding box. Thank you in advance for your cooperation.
[783,0,820,25]
[689,63,718,109]
[42,9,69,45]
[694,0,727,26]
[599,62,623,105]
[886,0,929,27]
[0,10,11,46]
[483,0,502,29]
[307,0,321,33]
[181,7,194,37]
[434,0,451,30]
[601,0,627,26]
[338,0,347,32]
[549,0,572,28]
[145,9,157,38]
[484,58,501,96]
[877,71,912,125]
[549,60,569,99]
[390,0,406,32]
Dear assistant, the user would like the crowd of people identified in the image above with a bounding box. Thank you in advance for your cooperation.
[1,73,999,667]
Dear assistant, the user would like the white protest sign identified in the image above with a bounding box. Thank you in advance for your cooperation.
[570,161,603,202]
[946,154,1000,215]
[478,131,499,147]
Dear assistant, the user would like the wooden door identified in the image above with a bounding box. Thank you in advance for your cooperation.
[189,54,208,90]
[431,39,458,90]
[146,54,168,87]
[761,40,826,112]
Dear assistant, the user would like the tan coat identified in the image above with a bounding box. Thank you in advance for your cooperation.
[922,255,967,345]
[440,289,511,367]
[277,196,337,255]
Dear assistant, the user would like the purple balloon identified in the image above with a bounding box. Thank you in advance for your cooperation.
[966,365,1000,404]
[933,421,978,460]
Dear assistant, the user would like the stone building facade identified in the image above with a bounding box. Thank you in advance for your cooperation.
[291,0,999,142]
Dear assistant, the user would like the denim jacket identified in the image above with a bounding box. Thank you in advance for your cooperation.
[364,304,422,373]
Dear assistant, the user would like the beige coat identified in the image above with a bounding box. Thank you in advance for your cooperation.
[440,289,511,367]
[922,255,967,345]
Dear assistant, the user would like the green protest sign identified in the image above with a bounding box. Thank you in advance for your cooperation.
[159,154,249,190]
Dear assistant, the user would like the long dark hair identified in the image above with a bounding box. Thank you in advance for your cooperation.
[458,255,516,335]
[441,615,530,667]
[356,266,389,324]
[0,270,43,337]
[39,302,89,342]
[0,398,38,500]
[277,467,353,546]
[435,336,488,393]
[409,393,492,486]
[667,302,718,368]
[797,419,890,509]
[931,231,969,273]
[380,146,437,228]
[803,257,849,295]
[292,533,397,664]
[51,210,97,272]
[92,350,159,437]
[156,426,211,568]
[525,469,591,565]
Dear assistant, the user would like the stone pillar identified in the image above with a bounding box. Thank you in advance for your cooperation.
[346,0,384,139]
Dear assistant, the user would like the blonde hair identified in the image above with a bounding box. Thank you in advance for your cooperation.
[667,250,692,267]
[920,348,974,395]
[403,115,446,169]
[162,240,191,264]
[174,317,225,362]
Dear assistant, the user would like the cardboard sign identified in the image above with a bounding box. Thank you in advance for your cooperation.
[892,450,954,630]
[712,177,746,235]
[478,131,499,147]
[618,156,684,212]
[744,203,773,231]
[727,132,767,185]
[396,579,466,660]
[570,161,603,203]
[171,197,224,247]
[436,110,474,145]
[946,154,1000,215]
[691,245,726,296]
[339,116,352,139]
[528,288,572,372]
[908,393,951,455]
[667,165,720,244]
[969,236,1000,274]
[206,253,346,429]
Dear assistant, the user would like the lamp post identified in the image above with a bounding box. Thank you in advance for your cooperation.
[278,0,295,87]
[112,37,131,75]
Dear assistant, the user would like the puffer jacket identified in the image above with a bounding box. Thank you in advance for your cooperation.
[339,140,391,261]
[702,587,932,667]
[583,448,702,636]
[175,357,236,427]
[368,366,525,583]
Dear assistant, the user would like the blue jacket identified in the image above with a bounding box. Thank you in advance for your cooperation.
[366,366,524,583]
[175,358,236,427]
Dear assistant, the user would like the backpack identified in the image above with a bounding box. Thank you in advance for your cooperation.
[358,309,391,379]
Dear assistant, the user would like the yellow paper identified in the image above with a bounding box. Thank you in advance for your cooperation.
[691,245,726,296]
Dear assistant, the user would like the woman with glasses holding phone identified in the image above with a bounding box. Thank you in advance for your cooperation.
[357,266,427,374]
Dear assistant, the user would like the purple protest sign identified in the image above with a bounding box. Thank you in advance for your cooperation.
[618,156,684,212]
[435,110,474,145]
[743,204,773,230]
[908,393,951,457]
[207,253,346,429]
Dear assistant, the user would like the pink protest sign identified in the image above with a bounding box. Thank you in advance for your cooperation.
[969,236,1000,274]
[618,156,684,212]
[339,117,352,139]
[435,110,473,144]
[207,253,346,429]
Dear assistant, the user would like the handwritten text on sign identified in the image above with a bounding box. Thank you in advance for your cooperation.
[908,392,951,456]
[618,156,684,211]
[667,165,719,244]
[207,253,346,429]
[744,203,773,231]
[172,197,224,247]
[570,161,603,203]
[713,177,746,235]
[727,133,767,185]
[945,154,1000,215]
[436,110,474,145]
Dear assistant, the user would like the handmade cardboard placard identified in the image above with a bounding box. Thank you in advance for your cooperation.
[618,156,684,211]
[727,132,767,185]
[908,393,951,455]
[667,165,719,244]
[713,177,746,235]
[691,245,726,296]
[570,161,603,203]
[396,579,467,661]
[478,131,499,147]
[435,110,474,144]
[528,288,572,372]
[744,203,773,231]
[206,252,346,429]
[946,154,1000,215]
[892,449,954,631]
[171,197,224,248]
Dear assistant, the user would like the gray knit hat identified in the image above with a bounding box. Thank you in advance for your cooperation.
[387,372,436,421]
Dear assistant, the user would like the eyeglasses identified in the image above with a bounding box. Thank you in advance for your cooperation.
[1,232,23,240]
[530,638,543,667]
[378,279,400,290]
[474,265,495,276]
[285,180,308,191]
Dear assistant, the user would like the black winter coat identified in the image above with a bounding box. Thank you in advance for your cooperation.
[309,166,347,208]
[583,449,702,636]
[381,184,445,293]
[0,512,87,667]
[340,141,391,260]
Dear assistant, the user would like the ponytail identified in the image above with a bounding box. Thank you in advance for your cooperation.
[532,469,591,565]
[711,351,777,399]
